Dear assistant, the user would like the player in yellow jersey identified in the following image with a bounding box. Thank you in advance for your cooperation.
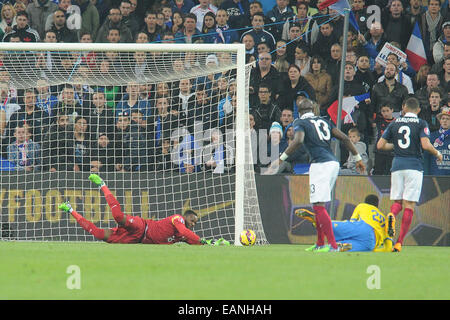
[296,194,395,252]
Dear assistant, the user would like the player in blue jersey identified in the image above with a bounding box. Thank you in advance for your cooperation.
[276,98,366,252]
[377,97,443,252]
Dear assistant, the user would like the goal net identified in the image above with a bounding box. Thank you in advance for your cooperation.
[0,42,268,245]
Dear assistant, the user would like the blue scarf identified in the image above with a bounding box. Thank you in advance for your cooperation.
[433,128,450,147]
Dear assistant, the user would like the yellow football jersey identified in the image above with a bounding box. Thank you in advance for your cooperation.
[350,203,392,252]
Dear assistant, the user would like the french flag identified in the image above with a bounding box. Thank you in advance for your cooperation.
[327,93,370,125]
[405,22,427,71]
[318,0,360,33]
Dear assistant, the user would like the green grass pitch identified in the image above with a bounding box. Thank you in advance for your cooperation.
[0,241,448,300]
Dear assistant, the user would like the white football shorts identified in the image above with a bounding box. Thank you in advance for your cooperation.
[309,161,340,203]
[390,169,423,202]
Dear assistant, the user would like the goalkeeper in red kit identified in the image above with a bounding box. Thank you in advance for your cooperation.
[59,174,229,245]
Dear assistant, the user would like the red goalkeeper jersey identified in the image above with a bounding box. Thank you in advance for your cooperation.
[142,214,201,245]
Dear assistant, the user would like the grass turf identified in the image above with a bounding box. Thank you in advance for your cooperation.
[0,241,448,300]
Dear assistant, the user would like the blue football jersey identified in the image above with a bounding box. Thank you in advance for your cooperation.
[381,113,430,172]
[292,113,338,163]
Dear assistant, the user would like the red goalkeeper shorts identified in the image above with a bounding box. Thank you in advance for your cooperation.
[106,215,146,244]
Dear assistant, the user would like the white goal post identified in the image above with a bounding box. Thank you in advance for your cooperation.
[0,42,267,245]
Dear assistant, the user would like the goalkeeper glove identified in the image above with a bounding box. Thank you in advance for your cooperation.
[200,238,213,245]
[214,238,231,246]
[59,201,73,213]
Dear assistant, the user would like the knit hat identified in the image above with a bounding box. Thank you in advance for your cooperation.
[269,121,283,138]
[205,54,219,66]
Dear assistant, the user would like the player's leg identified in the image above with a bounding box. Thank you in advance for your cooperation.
[59,202,108,241]
[394,170,423,252]
[309,162,340,250]
[389,171,404,217]
[89,174,126,227]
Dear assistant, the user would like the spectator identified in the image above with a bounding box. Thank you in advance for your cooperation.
[437,57,450,94]
[73,0,100,41]
[380,0,412,51]
[351,0,370,35]
[340,127,368,175]
[172,78,196,131]
[372,103,395,175]
[272,39,290,73]
[56,84,84,120]
[2,11,40,42]
[89,132,115,172]
[326,43,343,85]
[311,22,338,63]
[170,0,195,14]
[149,96,179,147]
[419,0,445,64]
[277,64,316,112]
[44,0,71,31]
[433,22,450,66]
[35,78,58,119]
[141,10,163,42]
[193,83,218,132]
[202,128,234,173]
[377,52,415,94]
[114,111,147,172]
[283,22,309,64]
[42,111,74,172]
[420,87,445,133]
[304,55,332,114]
[7,123,41,172]
[355,54,377,92]
[171,10,185,35]
[0,82,20,138]
[424,107,450,176]
[95,7,133,43]
[415,72,443,110]
[250,83,282,131]
[242,33,256,56]
[86,90,115,138]
[249,51,282,105]
[169,127,202,173]
[405,0,426,29]
[190,0,217,31]
[48,9,79,43]
[73,115,90,172]
[413,63,431,91]
[0,3,17,37]
[370,62,410,117]
[357,21,388,70]
[293,42,311,76]
[281,1,312,44]
[240,12,276,51]
[115,82,151,120]
[25,0,58,39]
[279,107,294,132]
[119,0,140,36]
[174,12,203,43]
[213,8,239,44]
[266,121,288,168]
[200,11,217,43]
[219,0,250,31]
[266,0,295,41]
[6,88,49,145]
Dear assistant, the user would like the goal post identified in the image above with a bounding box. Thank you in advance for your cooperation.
[0,42,268,245]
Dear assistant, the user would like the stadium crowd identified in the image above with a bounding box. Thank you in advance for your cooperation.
[0,0,448,175]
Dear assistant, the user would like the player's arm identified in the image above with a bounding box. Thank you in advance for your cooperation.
[171,215,203,245]
[279,130,305,162]
[420,137,443,162]
[376,137,394,151]
[331,127,366,173]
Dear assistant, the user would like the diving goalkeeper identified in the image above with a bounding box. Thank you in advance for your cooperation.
[296,194,395,252]
[59,174,229,245]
